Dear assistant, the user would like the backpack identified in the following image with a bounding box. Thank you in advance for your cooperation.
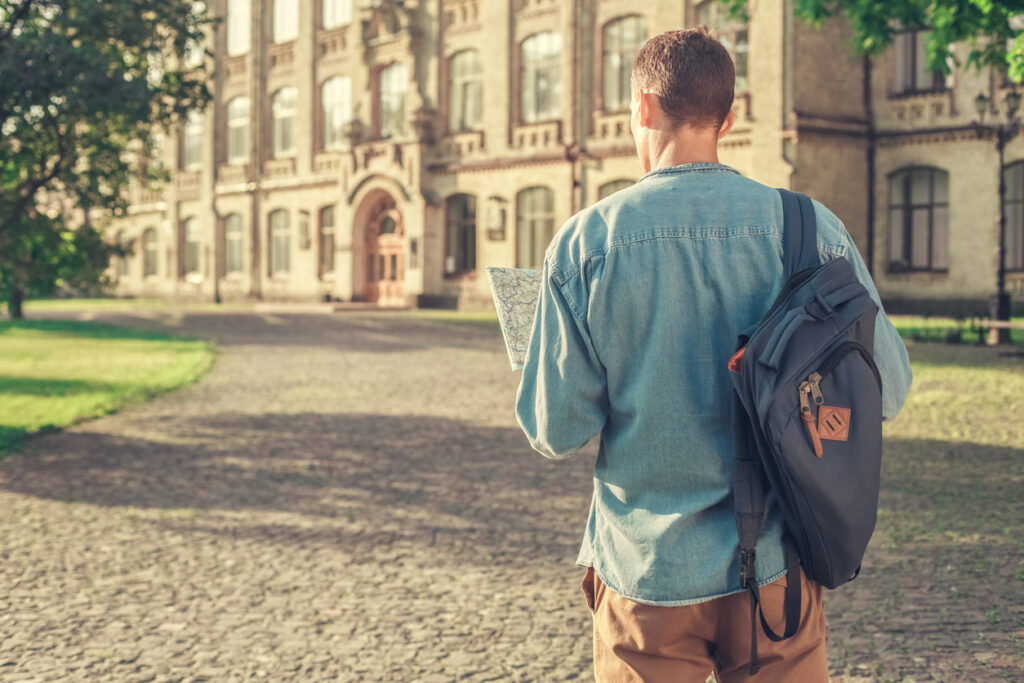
[728,189,883,675]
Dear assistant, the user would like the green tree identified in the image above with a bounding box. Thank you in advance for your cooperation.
[722,0,1024,81]
[0,0,216,317]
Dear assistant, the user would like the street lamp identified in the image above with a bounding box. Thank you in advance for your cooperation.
[973,89,1021,344]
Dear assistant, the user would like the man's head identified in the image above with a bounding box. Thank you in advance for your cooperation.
[629,27,736,171]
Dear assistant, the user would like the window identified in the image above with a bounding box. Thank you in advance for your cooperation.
[379,63,408,139]
[697,1,749,93]
[272,87,297,157]
[521,33,561,123]
[183,217,201,276]
[319,205,335,278]
[183,109,203,169]
[143,228,159,277]
[888,167,949,272]
[322,0,352,29]
[1002,161,1024,271]
[893,30,945,95]
[598,179,634,200]
[603,16,647,111]
[225,213,244,274]
[227,97,250,163]
[227,0,251,56]
[445,194,477,275]
[449,50,483,132]
[322,76,352,150]
[273,0,298,43]
[115,230,130,276]
[516,187,555,268]
[269,209,290,275]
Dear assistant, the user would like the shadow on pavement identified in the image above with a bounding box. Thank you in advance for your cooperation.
[0,411,597,566]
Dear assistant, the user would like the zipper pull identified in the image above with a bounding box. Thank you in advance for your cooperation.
[808,372,824,405]
[799,381,824,458]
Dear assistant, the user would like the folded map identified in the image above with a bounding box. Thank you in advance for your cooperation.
[485,266,542,370]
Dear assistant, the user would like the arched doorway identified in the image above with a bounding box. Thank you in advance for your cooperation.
[361,194,405,306]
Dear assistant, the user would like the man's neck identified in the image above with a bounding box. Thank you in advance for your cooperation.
[644,131,720,172]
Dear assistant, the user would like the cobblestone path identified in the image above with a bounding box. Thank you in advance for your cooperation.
[0,312,1020,682]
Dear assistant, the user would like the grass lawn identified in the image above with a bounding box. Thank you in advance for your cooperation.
[0,320,216,455]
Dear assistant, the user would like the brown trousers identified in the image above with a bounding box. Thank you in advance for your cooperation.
[582,566,828,683]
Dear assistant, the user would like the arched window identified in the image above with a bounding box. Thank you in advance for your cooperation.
[603,16,647,111]
[272,87,297,157]
[521,32,561,123]
[888,167,949,272]
[322,0,352,29]
[269,209,290,275]
[517,187,555,268]
[379,63,408,139]
[322,76,352,150]
[598,179,634,200]
[183,109,203,169]
[449,50,483,132]
[183,217,201,276]
[143,228,159,277]
[319,205,336,278]
[227,0,251,56]
[227,97,250,163]
[273,0,298,43]
[1002,161,1024,272]
[445,194,477,275]
[224,213,244,274]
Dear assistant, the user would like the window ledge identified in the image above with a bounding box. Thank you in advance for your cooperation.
[512,120,562,151]
[590,111,630,143]
[264,157,297,178]
[888,89,949,100]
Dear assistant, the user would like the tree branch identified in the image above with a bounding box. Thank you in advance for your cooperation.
[0,107,67,238]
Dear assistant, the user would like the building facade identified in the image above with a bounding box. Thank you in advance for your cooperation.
[105,0,1024,314]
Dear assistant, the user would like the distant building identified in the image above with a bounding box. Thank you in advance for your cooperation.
[105,0,1024,314]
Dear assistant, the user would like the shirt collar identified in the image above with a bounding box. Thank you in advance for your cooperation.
[636,162,741,184]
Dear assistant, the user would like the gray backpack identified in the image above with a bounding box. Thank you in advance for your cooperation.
[728,189,883,675]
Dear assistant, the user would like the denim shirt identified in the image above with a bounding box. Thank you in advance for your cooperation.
[515,163,913,606]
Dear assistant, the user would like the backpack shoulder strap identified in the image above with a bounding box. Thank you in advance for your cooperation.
[778,189,819,276]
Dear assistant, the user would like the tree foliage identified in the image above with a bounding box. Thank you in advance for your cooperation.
[722,0,1024,82]
[0,0,216,316]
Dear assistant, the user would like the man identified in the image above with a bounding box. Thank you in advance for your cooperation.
[515,28,912,682]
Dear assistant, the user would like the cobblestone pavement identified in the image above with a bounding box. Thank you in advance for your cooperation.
[0,311,1020,682]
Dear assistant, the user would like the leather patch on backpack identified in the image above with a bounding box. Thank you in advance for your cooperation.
[818,406,851,442]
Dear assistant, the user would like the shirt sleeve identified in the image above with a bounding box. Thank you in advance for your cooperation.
[515,260,608,459]
[833,223,914,421]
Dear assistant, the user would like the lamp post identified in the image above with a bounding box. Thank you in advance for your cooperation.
[974,89,1022,345]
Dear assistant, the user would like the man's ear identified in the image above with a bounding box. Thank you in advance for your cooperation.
[717,109,735,139]
[638,90,654,128]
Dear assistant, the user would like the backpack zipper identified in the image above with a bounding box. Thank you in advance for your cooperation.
[799,379,824,458]
[797,342,879,458]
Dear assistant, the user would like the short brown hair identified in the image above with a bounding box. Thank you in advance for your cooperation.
[631,27,735,130]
